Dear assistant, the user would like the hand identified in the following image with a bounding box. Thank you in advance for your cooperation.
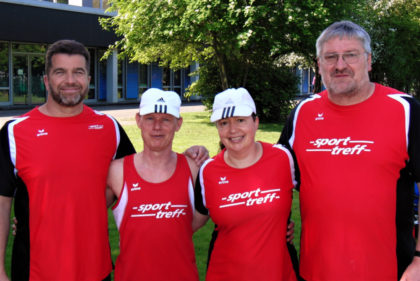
[286,220,295,244]
[400,256,420,281]
[184,145,209,166]
[11,217,17,236]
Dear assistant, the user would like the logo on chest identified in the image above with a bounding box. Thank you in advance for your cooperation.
[307,137,373,155]
[131,201,188,219]
[315,113,325,121]
[36,129,48,137]
[220,187,281,208]
[218,176,229,184]
[131,183,141,191]
[88,124,104,130]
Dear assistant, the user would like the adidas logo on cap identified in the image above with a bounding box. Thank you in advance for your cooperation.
[139,88,181,118]
[225,98,234,105]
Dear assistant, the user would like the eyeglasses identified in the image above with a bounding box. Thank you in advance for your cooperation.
[320,52,365,65]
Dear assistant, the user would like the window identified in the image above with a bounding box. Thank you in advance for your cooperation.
[173,69,181,96]
[117,58,126,99]
[162,68,183,96]
[138,64,150,96]
[97,49,107,101]
[87,48,96,100]
[12,43,47,105]
[0,42,9,102]
[92,0,109,9]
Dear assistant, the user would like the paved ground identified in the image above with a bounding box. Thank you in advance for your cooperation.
[0,102,206,127]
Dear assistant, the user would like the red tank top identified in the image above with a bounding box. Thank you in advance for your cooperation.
[113,153,199,281]
[199,142,297,281]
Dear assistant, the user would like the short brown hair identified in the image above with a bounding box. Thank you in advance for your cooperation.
[45,39,90,74]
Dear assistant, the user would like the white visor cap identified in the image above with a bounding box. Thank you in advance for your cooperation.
[210,87,256,122]
[139,88,181,118]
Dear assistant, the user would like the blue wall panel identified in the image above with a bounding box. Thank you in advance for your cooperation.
[151,63,162,88]
[126,62,138,99]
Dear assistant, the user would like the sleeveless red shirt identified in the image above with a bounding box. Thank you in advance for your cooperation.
[113,153,199,281]
[198,142,297,281]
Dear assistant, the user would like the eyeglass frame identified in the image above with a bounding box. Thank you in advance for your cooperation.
[318,51,368,65]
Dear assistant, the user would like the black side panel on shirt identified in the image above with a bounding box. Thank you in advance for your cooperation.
[0,121,31,280]
[278,105,301,190]
[207,226,218,269]
[194,173,209,215]
[396,96,420,278]
[0,121,18,197]
[115,122,136,159]
[405,96,420,181]
[396,166,416,279]
[11,176,30,281]
[278,107,304,280]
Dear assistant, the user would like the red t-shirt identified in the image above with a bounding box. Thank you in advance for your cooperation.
[197,142,297,281]
[286,84,414,281]
[0,105,134,280]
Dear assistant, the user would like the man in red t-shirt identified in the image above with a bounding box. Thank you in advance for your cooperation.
[279,21,420,281]
[0,40,135,281]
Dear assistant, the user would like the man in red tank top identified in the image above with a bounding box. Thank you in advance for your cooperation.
[107,88,202,281]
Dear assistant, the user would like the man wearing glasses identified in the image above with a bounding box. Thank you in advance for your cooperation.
[279,21,420,281]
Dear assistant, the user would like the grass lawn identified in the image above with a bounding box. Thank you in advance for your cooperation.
[5,111,301,281]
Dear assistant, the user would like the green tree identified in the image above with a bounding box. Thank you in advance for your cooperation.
[366,0,420,96]
[279,0,420,96]
[101,0,301,121]
[101,0,289,88]
[275,0,369,93]
[101,0,419,120]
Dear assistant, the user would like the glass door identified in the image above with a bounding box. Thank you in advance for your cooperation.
[13,54,46,105]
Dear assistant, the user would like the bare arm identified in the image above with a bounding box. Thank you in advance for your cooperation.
[0,196,12,281]
[184,145,209,167]
[106,158,125,207]
[186,155,210,232]
[400,182,420,281]
[185,155,199,186]
[192,211,209,233]
[186,155,208,232]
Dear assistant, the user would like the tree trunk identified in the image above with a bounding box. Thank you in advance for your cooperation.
[242,61,250,87]
[216,53,229,90]
[212,35,229,90]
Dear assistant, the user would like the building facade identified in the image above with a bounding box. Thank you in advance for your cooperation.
[0,0,195,109]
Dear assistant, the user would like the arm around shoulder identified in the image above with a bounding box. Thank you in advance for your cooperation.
[184,145,209,167]
[186,155,200,185]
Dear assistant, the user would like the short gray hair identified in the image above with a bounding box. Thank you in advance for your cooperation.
[316,20,371,57]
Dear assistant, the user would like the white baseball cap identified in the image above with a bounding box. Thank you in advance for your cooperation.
[139,88,181,118]
[210,88,256,122]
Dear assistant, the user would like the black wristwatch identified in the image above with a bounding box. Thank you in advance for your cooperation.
[415,251,420,257]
